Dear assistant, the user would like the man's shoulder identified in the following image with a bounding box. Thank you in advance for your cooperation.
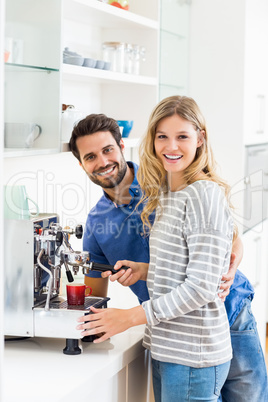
[87,195,109,218]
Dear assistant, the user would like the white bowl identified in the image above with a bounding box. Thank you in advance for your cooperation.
[83,58,97,68]
[63,56,84,66]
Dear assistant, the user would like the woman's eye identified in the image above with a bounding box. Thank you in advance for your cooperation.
[178,135,188,140]
[156,134,166,139]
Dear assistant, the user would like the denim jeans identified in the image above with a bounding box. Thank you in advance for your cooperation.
[219,297,268,402]
[152,359,230,402]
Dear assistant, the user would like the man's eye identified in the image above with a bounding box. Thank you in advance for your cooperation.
[104,147,113,153]
[85,155,94,161]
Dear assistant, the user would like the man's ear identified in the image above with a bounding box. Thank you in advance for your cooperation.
[120,138,125,152]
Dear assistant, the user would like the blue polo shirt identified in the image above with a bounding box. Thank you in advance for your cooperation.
[83,161,254,320]
[83,162,151,304]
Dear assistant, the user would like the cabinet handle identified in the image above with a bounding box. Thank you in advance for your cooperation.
[256,95,265,134]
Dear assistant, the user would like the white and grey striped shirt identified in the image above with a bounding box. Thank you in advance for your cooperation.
[142,180,233,368]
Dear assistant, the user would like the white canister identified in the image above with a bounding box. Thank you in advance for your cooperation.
[102,42,125,73]
[61,105,84,143]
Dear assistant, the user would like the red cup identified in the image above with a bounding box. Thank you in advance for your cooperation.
[66,283,92,306]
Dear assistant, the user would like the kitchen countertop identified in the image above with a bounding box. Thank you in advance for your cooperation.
[3,325,146,402]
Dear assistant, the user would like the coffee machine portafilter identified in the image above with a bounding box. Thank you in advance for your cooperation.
[4,214,127,355]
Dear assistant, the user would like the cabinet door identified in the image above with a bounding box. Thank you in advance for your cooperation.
[4,0,61,156]
[243,0,268,145]
[241,222,267,350]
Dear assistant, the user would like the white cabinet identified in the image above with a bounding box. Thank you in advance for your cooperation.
[61,0,160,146]
[241,221,268,350]
[4,0,62,157]
[243,0,268,146]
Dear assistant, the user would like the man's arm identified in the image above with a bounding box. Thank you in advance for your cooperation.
[219,235,243,299]
[85,276,109,297]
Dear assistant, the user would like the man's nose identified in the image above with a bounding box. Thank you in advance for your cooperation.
[97,153,109,167]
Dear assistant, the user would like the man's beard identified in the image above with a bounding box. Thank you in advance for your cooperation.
[88,156,127,189]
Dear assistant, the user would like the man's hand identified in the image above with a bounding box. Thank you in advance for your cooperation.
[218,235,243,301]
[219,253,237,301]
[101,260,149,287]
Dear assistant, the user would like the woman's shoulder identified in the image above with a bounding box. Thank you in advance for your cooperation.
[183,180,228,215]
[183,180,223,199]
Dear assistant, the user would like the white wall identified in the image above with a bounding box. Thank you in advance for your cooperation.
[188,0,245,185]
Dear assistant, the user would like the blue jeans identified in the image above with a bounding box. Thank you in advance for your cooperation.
[219,297,268,402]
[152,359,230,402]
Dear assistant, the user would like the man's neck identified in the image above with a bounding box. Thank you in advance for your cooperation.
[104,165,134,205]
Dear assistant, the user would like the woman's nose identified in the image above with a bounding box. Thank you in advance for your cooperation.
[166,138,178,151]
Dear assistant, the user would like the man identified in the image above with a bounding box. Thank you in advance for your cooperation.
[69,113,268,402]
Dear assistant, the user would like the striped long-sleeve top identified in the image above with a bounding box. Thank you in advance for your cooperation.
[142,180,233,368]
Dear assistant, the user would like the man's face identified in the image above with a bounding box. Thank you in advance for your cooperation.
[76,131,127,189]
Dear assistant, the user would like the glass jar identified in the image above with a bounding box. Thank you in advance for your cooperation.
[132,45,146,75]
[124,43,133,74]
[102,42,125,73]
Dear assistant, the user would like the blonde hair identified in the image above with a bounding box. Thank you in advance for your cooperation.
[138,95,237,239]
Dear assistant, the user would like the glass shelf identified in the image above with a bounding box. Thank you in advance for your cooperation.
[5,63,59,73]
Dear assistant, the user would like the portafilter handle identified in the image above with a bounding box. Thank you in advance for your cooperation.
[83,261,129,275]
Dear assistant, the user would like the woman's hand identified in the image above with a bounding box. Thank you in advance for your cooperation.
[101,260,149,287]
[76,305,147,343]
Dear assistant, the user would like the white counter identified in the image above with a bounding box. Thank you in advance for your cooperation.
[3,326,153,402]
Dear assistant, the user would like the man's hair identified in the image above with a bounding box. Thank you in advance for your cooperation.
[69,113,122,162]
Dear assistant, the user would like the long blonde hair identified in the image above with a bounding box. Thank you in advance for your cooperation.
[137,95,237,238]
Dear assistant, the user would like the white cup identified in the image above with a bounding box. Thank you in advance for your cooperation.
[4,185,39,220]
[4,122,42,148]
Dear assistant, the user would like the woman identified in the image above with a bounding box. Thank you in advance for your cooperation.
[77,96,235,401]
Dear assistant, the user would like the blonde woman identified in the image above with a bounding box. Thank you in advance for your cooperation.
[77,96,235,401]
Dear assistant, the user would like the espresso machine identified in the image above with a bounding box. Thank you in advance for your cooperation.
[4,213,123,354]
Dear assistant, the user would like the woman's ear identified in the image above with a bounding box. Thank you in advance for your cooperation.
[197,129,205,147]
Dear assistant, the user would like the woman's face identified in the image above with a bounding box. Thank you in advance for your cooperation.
[154,114,203,188]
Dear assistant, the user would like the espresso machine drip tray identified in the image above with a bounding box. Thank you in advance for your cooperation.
[49,296,110,311]
[33,296,110,342]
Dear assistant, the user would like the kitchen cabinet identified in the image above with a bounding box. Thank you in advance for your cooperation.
[241,221,268,350]
[61,0,160,147]
[4,0,62,157]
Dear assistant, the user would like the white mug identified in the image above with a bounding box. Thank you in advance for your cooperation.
[4,185,39,220]
[4,122,42,148]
